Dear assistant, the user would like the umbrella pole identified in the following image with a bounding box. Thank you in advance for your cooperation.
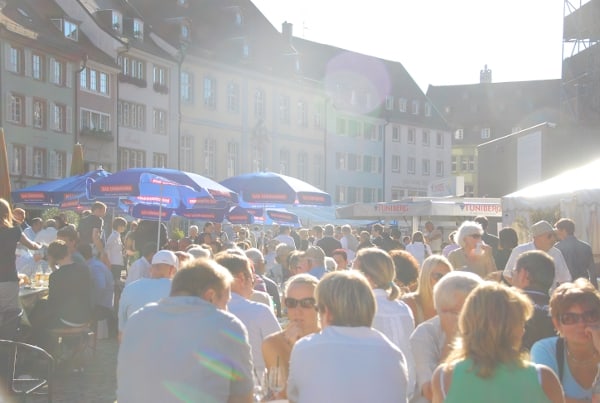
[157,183,163,252]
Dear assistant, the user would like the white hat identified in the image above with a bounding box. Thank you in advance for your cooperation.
[152,250,179,269]
[530,220,555,238]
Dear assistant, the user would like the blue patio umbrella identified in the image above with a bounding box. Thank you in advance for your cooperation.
[221,172,330,244]
[88,172,224,249]
[220,171,331,206]
[11,169,110,206]
[87,168,238,206]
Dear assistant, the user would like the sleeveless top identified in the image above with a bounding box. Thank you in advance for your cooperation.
[443,359,549,403]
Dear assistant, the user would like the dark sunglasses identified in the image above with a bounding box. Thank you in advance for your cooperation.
[284,297,316,309]
[431,272,446,281]
[560,310,600,325]
[469,234,482,239]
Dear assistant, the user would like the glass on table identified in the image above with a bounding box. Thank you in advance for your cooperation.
[267,366,286,397]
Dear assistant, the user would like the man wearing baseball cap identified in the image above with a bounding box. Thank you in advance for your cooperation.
[118,249,178,342]
[502,220,571,290]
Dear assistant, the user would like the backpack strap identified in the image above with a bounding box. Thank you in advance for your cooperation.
[556,337,565,382]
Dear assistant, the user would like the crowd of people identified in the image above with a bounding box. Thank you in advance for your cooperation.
[2,195,600,402]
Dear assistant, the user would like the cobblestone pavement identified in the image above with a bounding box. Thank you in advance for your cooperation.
[30,338,118,403]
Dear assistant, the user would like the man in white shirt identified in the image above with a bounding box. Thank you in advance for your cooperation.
[215,251,280,374]
[274,225,296,249]
[105,217,127,284]
[125,242,155,286]
[118,249,178,341]
[502,220,571,289]
[287,271,408,403]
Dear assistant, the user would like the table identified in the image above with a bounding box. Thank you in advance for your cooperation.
[19,286,48,326]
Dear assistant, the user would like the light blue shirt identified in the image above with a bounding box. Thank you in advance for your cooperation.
[118,296,253,403]
[87,257,114,309]
[531,336,591,400]
[309,265,327,279]
[118,277,171,331]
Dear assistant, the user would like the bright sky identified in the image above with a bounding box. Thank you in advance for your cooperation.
[252,0,565,91]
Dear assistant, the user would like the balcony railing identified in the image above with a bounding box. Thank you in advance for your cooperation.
[118,73,147,88]
[153,82,169,94]
[80,127,114,141]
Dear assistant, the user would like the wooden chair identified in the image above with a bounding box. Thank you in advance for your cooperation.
[0,339,54,402]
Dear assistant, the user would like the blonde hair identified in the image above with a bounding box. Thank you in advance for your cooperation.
[316,271,375,327]
[0,199,14,228]
[415,255,453,307]
[283,273,319,297]
[355,247,401,300]
[446,282,533,378]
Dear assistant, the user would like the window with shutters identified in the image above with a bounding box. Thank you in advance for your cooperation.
[51,58,65,86]
[7,46,24,74]
[227,82,239,113]
[33,99,46,129]
[11,145,25,175]
[55,151,67,178]
[8,94,25,125]
[52,103,66,132]
[153,109,167,134]
[152,153,167,168]
[32,53,44,81]
[203,76,217,108]
[33,148,46,177]
[181,71,193,103]
[181,136,193,171]
[203,139,217,178]
[227,142,239,177]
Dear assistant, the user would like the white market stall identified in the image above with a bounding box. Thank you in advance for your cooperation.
[336,197,502,233]
[502,158,600,254]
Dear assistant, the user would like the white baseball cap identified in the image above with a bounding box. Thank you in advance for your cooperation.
[152,250,179,269]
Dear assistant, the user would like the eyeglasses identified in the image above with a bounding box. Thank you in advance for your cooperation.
[469,234,482,239]
[284,297,316,309]
[560,310,600,325]
[431,272,446,281]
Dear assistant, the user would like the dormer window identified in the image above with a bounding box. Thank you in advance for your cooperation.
[235,11,243,25]
[52,18,78,41]
[133,19,143,39]
[112,12,122,33]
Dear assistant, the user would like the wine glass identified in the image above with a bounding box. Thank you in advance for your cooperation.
[267,366,286,397]
[252,368,268,402]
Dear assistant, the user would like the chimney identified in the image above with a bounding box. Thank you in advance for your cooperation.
[480,64,492,83]
[282,21,293,44]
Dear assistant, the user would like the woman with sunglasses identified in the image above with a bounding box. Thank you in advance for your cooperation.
[402,255,454,326]
[262,273,320,399]
[354,247,416,397]
[448,220,497,279]
[531,278,600,402]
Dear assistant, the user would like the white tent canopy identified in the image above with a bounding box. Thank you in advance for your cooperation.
[336,197,502,220]
[502,158,600,253]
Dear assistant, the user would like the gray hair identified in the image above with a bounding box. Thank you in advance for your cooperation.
[187,247,211,259]
[245,248,264,266]
[433,271,483,312]
[456,220,483,248]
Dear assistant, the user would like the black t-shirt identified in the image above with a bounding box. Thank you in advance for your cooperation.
[78,215,103,244]
[0,226,23,282]
[48,262,93,325]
